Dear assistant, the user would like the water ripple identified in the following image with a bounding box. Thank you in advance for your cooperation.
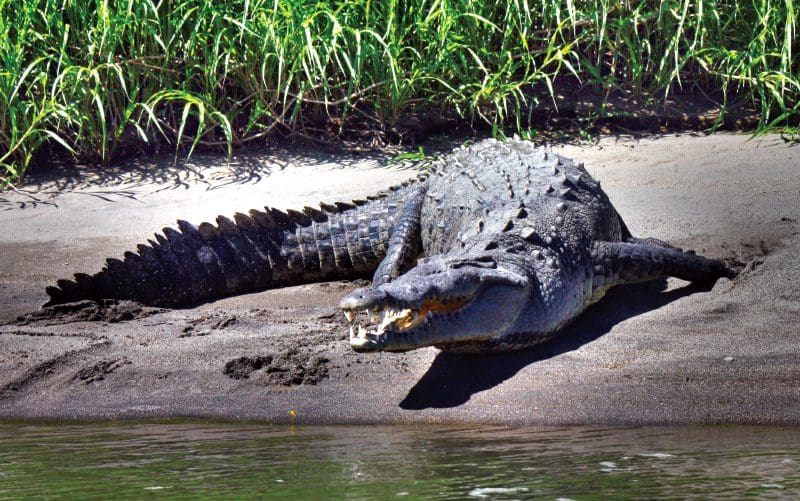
[0,422,799,498]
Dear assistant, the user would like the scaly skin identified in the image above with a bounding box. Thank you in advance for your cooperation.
[340,138,736,352]
[45,138,736,352]
[45,183,418,307]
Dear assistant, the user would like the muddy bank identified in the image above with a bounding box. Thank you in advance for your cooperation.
[1,134,799,424]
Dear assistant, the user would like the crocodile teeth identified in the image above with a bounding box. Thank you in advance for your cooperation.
[344,310,354,323]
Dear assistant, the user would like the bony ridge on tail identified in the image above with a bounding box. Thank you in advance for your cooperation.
[45,138,736,353]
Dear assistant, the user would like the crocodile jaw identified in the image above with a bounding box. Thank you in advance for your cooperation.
[344,296,473,352]
[340,258,530,352]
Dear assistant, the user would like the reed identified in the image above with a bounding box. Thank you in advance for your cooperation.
[1,0,797,185]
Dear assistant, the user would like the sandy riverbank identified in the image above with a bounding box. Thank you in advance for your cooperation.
[1,133,798,424]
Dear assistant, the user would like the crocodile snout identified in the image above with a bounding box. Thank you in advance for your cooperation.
[339,287,388,310]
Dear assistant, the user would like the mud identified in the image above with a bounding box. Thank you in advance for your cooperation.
[223,352,330,386]
[1,134,799,424]
[15,300,163,326]
[74,357,132,384]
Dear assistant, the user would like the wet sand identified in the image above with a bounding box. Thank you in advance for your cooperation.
[1,133,798,424]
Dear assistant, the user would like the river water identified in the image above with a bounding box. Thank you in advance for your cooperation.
[0,422,798,498]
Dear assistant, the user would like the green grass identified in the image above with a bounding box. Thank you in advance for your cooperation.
[1,0,798,186]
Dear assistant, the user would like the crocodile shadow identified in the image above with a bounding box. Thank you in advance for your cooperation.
[400,279,712,410]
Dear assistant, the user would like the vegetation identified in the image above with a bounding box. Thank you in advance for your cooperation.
[1,0,798,186]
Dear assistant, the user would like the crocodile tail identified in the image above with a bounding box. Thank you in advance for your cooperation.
[44,184,417,308]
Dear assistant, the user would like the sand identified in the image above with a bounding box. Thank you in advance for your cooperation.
[1,133,798,424]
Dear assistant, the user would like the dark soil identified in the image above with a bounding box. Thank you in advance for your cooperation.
[223,352,330,386]
[15,300,163,326]
[74,357,132,384]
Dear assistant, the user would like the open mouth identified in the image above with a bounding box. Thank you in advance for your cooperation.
[343,296,472,350]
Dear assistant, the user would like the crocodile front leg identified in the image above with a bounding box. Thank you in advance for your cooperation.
[371,183,427,286]
[590,240,736,300]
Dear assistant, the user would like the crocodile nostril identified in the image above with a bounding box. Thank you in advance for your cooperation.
[339,287,387,310]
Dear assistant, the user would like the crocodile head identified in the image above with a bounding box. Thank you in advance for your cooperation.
[339,255,530,352]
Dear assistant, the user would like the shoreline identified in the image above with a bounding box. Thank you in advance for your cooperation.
[1,133,799,425]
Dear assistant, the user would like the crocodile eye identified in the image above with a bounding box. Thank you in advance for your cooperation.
[450,256,497,269]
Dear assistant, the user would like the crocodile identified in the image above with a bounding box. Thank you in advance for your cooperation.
[45,138,736,353]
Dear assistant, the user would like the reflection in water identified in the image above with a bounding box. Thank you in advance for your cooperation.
[0,422,799,498]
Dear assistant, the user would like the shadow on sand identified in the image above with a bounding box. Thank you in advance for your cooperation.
[2,145,425,211]
[400,279,712,410]
[18,143,428,193]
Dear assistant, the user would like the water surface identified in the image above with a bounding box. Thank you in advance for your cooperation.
[1,422,798,498]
